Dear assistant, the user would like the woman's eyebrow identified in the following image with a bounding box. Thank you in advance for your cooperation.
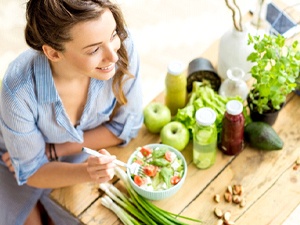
[82,42,102,50]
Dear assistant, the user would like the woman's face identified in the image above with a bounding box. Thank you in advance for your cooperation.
[59,9,121,80]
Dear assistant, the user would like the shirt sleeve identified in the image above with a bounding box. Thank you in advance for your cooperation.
[0,59,49,185]
[104,32,144,145]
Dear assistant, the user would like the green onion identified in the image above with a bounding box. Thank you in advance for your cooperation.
[99,183,152,224]
[101,195,137,225]
[100,167,203,225]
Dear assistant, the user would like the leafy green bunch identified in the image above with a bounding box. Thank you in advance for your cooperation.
[247,34,300,114]
[174,81,249,139]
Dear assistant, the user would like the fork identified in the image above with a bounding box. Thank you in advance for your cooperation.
[82,147,144,176]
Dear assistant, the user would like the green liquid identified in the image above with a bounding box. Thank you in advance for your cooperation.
[193,142,217,169]
[193,125,217,169]
[165,72,187,116]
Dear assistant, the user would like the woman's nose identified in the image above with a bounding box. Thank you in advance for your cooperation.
[102,44,119,63]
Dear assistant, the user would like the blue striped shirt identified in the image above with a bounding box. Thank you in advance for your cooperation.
[0,35,143,185]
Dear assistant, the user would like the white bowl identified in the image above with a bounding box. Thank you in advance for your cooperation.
[127,143,187,200]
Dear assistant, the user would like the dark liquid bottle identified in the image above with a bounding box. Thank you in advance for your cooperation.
[219,100,245,155]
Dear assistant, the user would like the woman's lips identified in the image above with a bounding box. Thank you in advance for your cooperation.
[97,64,115,73]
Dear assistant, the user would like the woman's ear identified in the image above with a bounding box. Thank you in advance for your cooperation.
[42,45,62,62]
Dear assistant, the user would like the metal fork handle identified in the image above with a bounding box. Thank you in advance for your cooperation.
[82,147,128,168]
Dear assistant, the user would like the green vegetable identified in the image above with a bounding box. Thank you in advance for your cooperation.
[174,81,250,138]
[244,121,283,150]
[100,167,202,225]
[132,145,184,191]
[246,34,300,114]
[151,158,170,167]
[160,167,173,189]
[152,147,167,158]
[101,195,137,225]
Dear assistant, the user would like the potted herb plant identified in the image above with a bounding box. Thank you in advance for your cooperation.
[296,73,300,95]
[246,34,300,125]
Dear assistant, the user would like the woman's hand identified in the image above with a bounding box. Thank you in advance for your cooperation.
[1,152,14,173]
[86,149,117,183]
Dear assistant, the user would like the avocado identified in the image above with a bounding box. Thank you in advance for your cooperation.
[244,122,283,150]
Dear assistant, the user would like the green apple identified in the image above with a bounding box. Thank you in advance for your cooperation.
[160,121,190,151]
[143,102,171,133]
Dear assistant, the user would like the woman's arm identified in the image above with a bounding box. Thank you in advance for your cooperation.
[27,149,117,189]
[54,125,123,157]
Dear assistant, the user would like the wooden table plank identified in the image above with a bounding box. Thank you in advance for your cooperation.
[52,82,300,224]
[80,143,235,222]
[50,4,300,223]
[50,182,100,217]
[79,93,300,224]
[237,162,300,224]
[176,94,300,224]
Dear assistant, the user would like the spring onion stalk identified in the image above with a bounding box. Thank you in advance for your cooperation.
[101,195,136,225]
[114,166,202,225]
[100,183,152,224]
[100,183,125,207]
[121,172,198,225]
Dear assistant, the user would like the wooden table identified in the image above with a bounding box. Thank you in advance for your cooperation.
[50,30,300,225]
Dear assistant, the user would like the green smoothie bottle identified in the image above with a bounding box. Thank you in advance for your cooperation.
[165,61,187,116]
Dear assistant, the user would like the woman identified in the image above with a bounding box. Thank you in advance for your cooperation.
[0,0,143,224]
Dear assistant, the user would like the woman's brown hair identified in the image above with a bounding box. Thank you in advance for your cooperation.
[25,0,133,105]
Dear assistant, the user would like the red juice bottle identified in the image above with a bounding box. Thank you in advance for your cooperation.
[220,100,245,155]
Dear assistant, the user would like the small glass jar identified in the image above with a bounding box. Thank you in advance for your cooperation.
[165,61,187,116]
[219,67,249,100]
[219,100,245,156]
[193,107,217,169]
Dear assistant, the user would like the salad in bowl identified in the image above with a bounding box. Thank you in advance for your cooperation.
[127,143,187,200]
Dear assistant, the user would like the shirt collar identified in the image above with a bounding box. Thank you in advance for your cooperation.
[33,52,60,104]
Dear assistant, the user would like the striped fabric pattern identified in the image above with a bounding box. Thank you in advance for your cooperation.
[0,33,143,185]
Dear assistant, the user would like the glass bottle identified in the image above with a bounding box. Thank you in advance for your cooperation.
[193,107,217,169]
[165,61,187,116]
[219,67,249,101]
[219,100,245,156]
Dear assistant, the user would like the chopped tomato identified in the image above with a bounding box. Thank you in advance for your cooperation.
[143,165,158,177]
[171,176,181,185]
[140,146,152,157]
[134,175,145,186]
[165,151,173,162]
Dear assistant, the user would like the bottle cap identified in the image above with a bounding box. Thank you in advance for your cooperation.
[168,61,185,76]
[226,100,243,115]
[226,67,245,81]
[195,107,216,126]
